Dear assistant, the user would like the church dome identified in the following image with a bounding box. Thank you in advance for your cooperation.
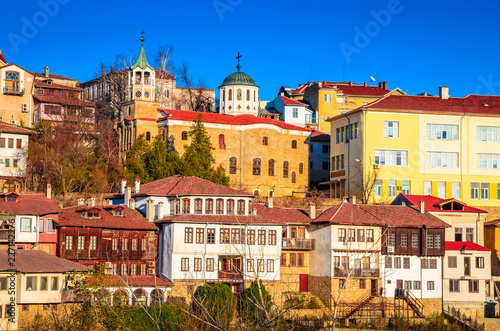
[221,71,257,87]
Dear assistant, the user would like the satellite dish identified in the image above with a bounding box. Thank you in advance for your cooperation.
[370,76,376,82]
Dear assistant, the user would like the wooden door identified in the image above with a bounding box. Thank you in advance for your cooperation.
[371,279,378,295]
[396,279,403,289]
[299,274,308,292]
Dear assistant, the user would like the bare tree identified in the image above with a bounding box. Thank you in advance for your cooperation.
[177,62,215,112]
[350,158,380,204]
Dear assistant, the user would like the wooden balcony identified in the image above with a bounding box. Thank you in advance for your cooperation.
[0,229,12,242]
[3,87,25,95]
[282,238,316,250]
[218,270,243,281]
[334,268,380,278]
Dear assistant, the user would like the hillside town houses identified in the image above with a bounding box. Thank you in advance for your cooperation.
[3,35,500,329]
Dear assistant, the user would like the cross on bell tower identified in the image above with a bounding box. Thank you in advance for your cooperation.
[236,52,242,72]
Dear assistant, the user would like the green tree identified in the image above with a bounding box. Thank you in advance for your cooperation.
[193,283,236,330]
[239,280,274,328]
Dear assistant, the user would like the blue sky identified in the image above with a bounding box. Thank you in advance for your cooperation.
[2,0,500,100]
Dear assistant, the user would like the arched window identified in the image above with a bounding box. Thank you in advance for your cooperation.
[283,161,289,178]
[216,199,224,214]
[228,89,233,101]
[292,140,297,149]
[268,190,274,197]
[229,157,237,174]
[182,198,190,214]
[253,158,261,175]
[291,171,297,184]
[146,132,151,141]
[299,163,304,174]
[95,289,111,305]
[132,289,147,306]
[253,189,260,196]
[205,199,214,214]
[227,199,235,214]
[262,136,268,146]
[113,290,128,306]
[219,134,225,149]
[150,289,164,305]
[237,89,242,101]
[246,89,250,101]
[222,89,225,101]
[268,159,275,176]
[181,131,187,140]
[254,90,256,102]
[5,71,20,93]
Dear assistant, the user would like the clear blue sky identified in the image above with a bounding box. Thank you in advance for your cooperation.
[2,0,500,101]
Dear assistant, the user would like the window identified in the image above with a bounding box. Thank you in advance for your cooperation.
[388,180,396,197]
[231,229,240,244]
[40,277,48,291]
[412,234,418,248]
[38,219,45,233]
[367,229,374,242]
[237,200,245,215]
[404,281,412,290]
[269,230,277,245]
[253,158,261,175]
[339,279,345,289]
[5,71,20,92]
[247,230,255,245]
[414,281,421,290]
[426,235,434,248]
[78,236,85,250]
[281,253,286,266]
[258,230,266,245]
[357,229,365,242]
[207,228,215,244]
[388,233,395,246]
[427,152,459,168]
[13,159,17,168]
[246,89,250,101]
[257,259,265,272]
[450,279,460,292]
[121,264,127,276]
[38,88,44,95]
[452,181,460,199]
[206,258,214,272]
[394,257,401,269]
[122,238,128,251]
[385,256,392,268]
[347,229,356,242]
[51,277,58,291]
[455,228,463,241]
[426,124,458,140]
[185,228,193,243]
[383,121,399,138]
[477,154,500,169]
[401,234,407,247]
[403,257,410,269]
[401,180,410,194]
[220,228,230,244]
[112,238,118,250]
[481,183,489,199]
[20,218,31,232]
[477,257,484,268]
[228,89,232,101]
[219,134,225,150]
[375,150,407,166]
[465,228,474,242]
[141,239,147,251]
[247,260,254,272]
[131,238,136,251]
[229,157,237,174]
[322,144,329,154]
[0,138,4,148]
[291,140,297,149]
[292,107,298,118]
[66,235,73,250]
[283,161,289,178]
[469,280,479,293]
[216,199,224,214]
[131,264,137,276]
[430,259,437,269]
[26,276,37,290]
[227,199,235,214]
[0,277,7,291]
[16,139,22,149]
[424,181,432,195]
[196,228,204,244]
[290,253,297,267]
[374,180,382,197]
[427,281,435,290]
[181,258,189,272]
[181,131,187,140]
[140,264,146,275]
[206,199,214,214]
[338,228,346,242]
[324,94,331,102]
[477,126,500,141]
[182,199,190,214]
[471,182,479,199]
[299,162,304,174]
[421,259,429,269]
[262,136,268,145]
[291,171,296,184]
[434,235,441,249]
[194,258,202,272]
[449,256,457,268]
[298,253,304,267]
[237,89,242,100]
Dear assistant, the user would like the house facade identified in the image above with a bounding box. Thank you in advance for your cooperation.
[0,63,34,127]
[267,95,314,128]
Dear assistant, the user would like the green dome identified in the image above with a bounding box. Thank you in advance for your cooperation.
[221,71,257,87]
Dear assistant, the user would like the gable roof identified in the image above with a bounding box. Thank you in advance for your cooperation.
[32,72,76,81]
[361,205,450,229]
[0,250,87,273]
[280,96,307,106]
[85,275,172,287]
[34,79,81,91]
[0,193,61,215]
[55,205,157,230]
[310,130,330,142]
[0,52,7,65]
[445,241,490,252]
[33,94,95,107]
[158,109,312,132]
[252,203,317,224]
[484,218,500,227]
[312,202,386,226]
[394,193,487,213]
[0,121,35,135]
[333,83,390,97]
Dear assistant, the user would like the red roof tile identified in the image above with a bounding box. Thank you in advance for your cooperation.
[310,130,330,142]
[158,109,312,132]
[0,250,87,272]
[251,203,316,224]
[396,194,487,213]
[360,205,450,229]
[0,121,35,135]
[445,241,490,251]
[333,84,389,96]
[56,205,157,230]
[156,214,280,225]
[312,202,386,226]
[280,96,307,106]
[34,79,81,90]
[0,53,7,64]
[0,193,61,215]
[33,94,95,107]
[485,218,500,227]
[86,275,172,287]
[32,72,76,81]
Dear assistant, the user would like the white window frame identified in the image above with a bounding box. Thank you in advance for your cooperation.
[424,181,432,196]
[375,149,407,166]
[383,121,399,138]
[426,151,458,168]
[477,126,500,142]
[426,124,458,140]
[477,153,500,169]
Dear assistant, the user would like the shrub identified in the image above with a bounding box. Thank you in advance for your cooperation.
[239,280,274,327]
[193,283,236,329]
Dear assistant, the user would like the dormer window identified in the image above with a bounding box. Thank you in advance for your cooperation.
[114,210,122,216]
[7,197,17,202]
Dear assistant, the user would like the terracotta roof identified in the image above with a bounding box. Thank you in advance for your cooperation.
[485,218,500,227]
[0,193,61,215]
[34,79,81,90]
[156,214,280,225]
[360,205,450,229]
[32,72,76,81]
[280,96,307,106]
[394,194,487,213]
[362,94,500,115]
[86,275,172,287]
[0,250,87,272]
[310,130,330,142]
[158,109,312,132]
[55,205,157,230]
[33,94,95,107]
[291,84,308,94]
[0,53,7,64]
[312,202,386,226]
[333,84,389,96]
[251,203,317,224]
[445,241,490,252]
[0,121,35,135]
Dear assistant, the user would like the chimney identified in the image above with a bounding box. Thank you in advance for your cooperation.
[77,197,85,206]
[350,196,356,205]
[120,180,126,194]
[309,202,316,219]
[46,184,52,199]
[349,81,353,86]
[44,66,49,78]
[439,86,449,100]
[87,197,96,207]
[124,187,131,208]
[129,198,135,209]
[342,196,348,203]
[252,208,257,216]
[146,199,155,222]
[134,178,140,193]
[158,201,165,219]
[299,84,303,87]
[318,81,323,88]
[364,82,367,87]
[420,200,425,214]
[382,81,388,90]
[266,196,273,209]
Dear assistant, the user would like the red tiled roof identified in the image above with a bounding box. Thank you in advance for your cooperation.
[291,84,308,94]
[0,121,35,135]
[485,218,500,227]
[445,241,490,251]
[34,79,81,90]
[333,84,389,96]
[312,202,386,226]
[280,96,307,106]
[156,214,280,225]
[360,205,450,229]
[0,193,61,215]
[158,109,312,132]
[251,203,317,224]
[32,72,76,81]
[33,94,95,107]
[310,130,330,142]
[86,275,172,287]
[56,205,157,230]
[0,250,87,272]
[0,53,7,64]
[397,194,487,213]
[363,94,500,115]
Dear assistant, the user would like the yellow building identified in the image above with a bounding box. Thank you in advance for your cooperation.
[0,63,35,126]
[327,87,500,207]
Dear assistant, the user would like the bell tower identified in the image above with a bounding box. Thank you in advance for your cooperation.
[128,31,155,102]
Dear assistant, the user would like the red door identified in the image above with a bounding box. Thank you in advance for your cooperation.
[299,274,308,292]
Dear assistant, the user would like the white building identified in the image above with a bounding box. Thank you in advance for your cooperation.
[269,95,313,127]
[0,121,33,183]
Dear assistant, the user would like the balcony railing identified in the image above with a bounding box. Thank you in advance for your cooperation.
[334,267,380,278]
[3,87,24,95]
[282,238,316,250]
[0,229,13,242]
[218,270,243,280]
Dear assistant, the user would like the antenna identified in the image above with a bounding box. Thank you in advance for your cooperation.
[370,76,376,86]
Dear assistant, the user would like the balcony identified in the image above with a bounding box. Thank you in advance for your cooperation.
[0,229,13,242]
[3,87,25,95]
[282,238,316,250]
[218,270,243,281]
[334,267,380,278]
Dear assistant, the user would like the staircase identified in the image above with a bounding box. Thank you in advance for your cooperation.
[396,289,425,318]
[339,289,377,319]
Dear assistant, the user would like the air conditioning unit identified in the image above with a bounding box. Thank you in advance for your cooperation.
[21,104,28,113]
[104,262,112,269]
[147,268,155,275]
[373,164,380,169]
[397,186,403,190]
[147,261,155,268]
[387,246,395,253]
